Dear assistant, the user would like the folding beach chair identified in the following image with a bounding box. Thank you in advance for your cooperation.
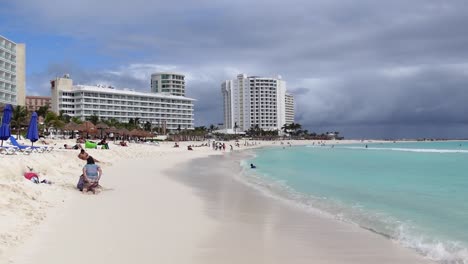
[8,136,46,153]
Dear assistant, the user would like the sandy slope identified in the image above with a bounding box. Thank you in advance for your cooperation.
[2,138,426,264]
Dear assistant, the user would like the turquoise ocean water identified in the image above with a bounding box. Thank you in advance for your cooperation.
[244,141,468,264]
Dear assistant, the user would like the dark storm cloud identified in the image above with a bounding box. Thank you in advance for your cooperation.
[8,0,468,138]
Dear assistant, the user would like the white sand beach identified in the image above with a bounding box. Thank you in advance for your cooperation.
[1,139,433,264]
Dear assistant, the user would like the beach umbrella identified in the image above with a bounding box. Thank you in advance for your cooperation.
[0,104,13,147]
[64,121,80,139]
[96,122,109,138]
[77,121,96,138]
[117,128,130,140]
[129,129,143,138]
[26,112,39,146]
[64,121,79,131]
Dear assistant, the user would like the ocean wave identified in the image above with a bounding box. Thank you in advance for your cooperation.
[397,229,468,264]
[339,146,468,153]
[235,161,468,264]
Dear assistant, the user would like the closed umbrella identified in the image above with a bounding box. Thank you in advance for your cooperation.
[0,104,13,147]
[26,112,39,146]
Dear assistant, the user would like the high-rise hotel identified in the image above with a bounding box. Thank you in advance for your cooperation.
[151,72,185,96]
[51,73,194,132]
[0,35,25,106]
[221,74,294,133]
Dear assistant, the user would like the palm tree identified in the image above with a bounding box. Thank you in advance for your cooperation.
[105,118,120,128]
[10,105,28,138]
[87,114,99,125]
[209,124,217,133]
[36,104,49,118]
[44,111,65,135]
[144,121,152,131]
[71,116,83,124]
[59,110,71,123]
[234,122,239,135]
[281,123,290,137]
[134,117,141,128]
[289,123,302,136]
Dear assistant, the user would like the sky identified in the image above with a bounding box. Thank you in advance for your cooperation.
[1,0,468,139]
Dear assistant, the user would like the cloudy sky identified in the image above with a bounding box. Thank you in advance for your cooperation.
[2,0,468,138]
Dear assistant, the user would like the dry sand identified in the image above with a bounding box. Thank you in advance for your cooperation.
[0,139,432,263]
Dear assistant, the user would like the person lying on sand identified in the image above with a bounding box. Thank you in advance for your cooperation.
[64,144,82,150]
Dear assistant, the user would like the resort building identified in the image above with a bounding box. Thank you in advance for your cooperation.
[221,74,294,133]
[285,93,295,124]
[25,95,51,112]
[51,75,195,132]
[0,35,25,106]
[150,72,185,96]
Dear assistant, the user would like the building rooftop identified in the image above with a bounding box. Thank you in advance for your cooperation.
[73,85,196,101]
[26,95,51,98]
[151,72,185,76]
[0,34,17,44]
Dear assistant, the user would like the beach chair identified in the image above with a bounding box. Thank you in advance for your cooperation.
[0,147,17,155]
[8,136,46,153]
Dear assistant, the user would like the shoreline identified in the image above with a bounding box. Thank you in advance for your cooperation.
[1,139,434,263]
[167,151,432,263]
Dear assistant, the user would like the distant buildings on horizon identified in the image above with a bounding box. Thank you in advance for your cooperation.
[2,33,296,134]
[50,73,195,132]
[221,74,295,134]
[26,72,296,135]
[0,35,25,106]
[25,95,51,112]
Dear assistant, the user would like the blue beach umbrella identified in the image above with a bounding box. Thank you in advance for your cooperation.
[26,112,39,146]
[0,104,13,147]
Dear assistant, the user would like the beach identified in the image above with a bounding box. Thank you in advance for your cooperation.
[1,139,432,264]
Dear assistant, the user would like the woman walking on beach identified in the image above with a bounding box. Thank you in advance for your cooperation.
[81,157,102,194]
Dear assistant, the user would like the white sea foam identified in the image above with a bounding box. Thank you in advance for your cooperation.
[339,146,468,153]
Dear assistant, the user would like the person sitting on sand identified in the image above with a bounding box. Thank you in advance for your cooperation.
[174,142,180,148]
[64,143,82,150]
[187,145,193,151]
[250,163,256,169]
[98,138,110,149]
[78,149,100,163]
[81,157,102,194]
[119,141,128,147]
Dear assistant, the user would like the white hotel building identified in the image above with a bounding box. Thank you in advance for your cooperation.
[51,75,194,131]
[151,72,185,96]
[221,74,294,133]
[0,35,25,106]
[285,93,295,125]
